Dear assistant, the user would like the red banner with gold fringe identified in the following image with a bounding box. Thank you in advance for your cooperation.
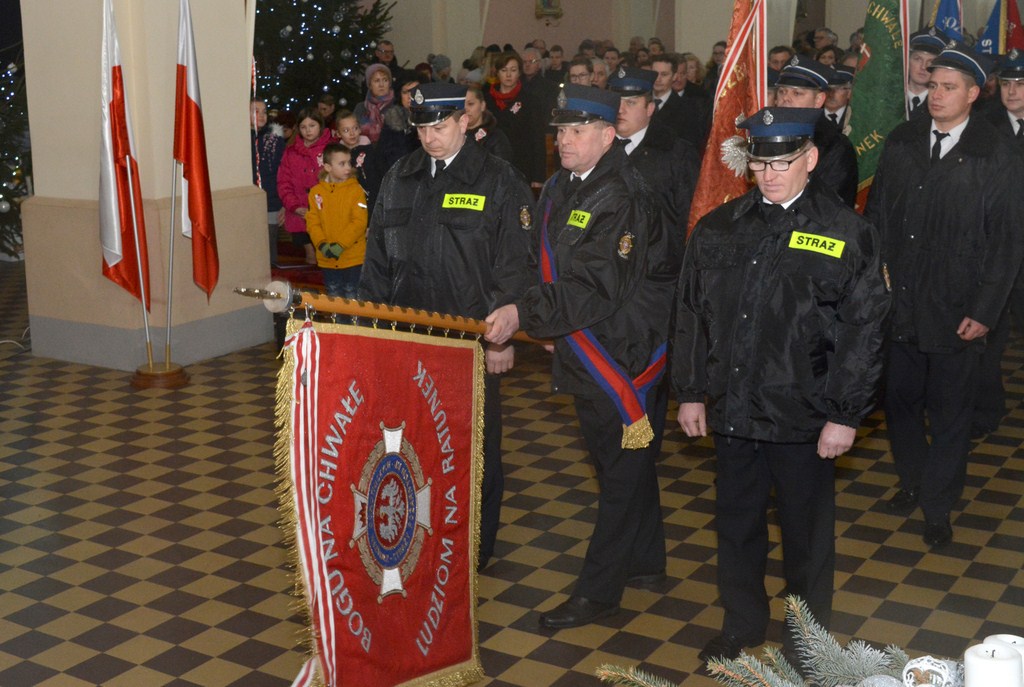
[278,320,484,687]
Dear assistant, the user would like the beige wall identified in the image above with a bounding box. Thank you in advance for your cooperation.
[20,0,271,370]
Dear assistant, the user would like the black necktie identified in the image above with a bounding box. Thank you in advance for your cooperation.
[931,130,950,163]
[828,112,839,126]
[1017,119,1024,139]
[566,174,581,195]
[911,95,921,111]
[760,202,785,224]
[434,159,446,177]
[655,99,663,111]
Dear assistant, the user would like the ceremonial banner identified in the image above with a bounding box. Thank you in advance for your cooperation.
[929,0,963,39]
[278,320,484,687]
[848,0,910,212]
[687,0,766,235]
[978,0,1024,54]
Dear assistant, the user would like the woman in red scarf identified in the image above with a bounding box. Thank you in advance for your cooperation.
[485,52,548,187]
[354,64,395,144]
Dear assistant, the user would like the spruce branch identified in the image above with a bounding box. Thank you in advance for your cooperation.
[595,664,677,687]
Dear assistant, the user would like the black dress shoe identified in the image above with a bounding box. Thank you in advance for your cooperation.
[538,596,619,629]
[626,571,667,590]
[886,488,919,515]
[698,633,763,663]
[924,516,953,547]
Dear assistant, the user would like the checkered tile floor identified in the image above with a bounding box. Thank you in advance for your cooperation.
[2,260,1023,686]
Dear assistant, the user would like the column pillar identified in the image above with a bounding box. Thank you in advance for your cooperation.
[20,0,271,371]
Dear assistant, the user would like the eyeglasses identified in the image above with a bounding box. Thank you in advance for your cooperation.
[747,147,809,172]
[569,72,590,82]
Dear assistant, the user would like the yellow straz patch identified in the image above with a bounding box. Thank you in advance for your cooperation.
[789,231,845,258]
[568,210,591,229]
[442,194,486,210]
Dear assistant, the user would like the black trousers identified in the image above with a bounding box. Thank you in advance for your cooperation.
[712,435,835,643]
[884,342,979,521]
[480,373,503,564]
[572,382,667,605]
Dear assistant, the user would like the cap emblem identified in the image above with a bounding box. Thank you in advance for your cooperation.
[790,56,800,66]
[617,66,626,78]
[946,39,957,48]
[413,89,424,105]
[557,88,568,108]
[762,110,774,125]
[1011,48,1020,60]
[929,27,938,36]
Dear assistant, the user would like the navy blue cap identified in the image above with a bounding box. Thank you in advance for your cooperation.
[928,41,994,87]
[910,27,950,55]
[608,66,657,95]
[550,84,620,125]
[409,82,468,125]
[739,107,820,158]
[829,65,855,86]
[767,67,780,88]
[997,48,1024,80]
[778,56,831,90]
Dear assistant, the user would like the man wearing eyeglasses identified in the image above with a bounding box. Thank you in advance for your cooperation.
[673,106,889,668]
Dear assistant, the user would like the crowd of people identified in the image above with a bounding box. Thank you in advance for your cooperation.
[250,26,1024,672]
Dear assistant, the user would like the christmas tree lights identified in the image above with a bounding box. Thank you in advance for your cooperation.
[253,0,395,112]
[0,57,29,259]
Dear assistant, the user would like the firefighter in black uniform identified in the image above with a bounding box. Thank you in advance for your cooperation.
[608,65,699,267]
[359,82,535,572]
[485,84,675,629]
[774,56,859,207]
[866,44,1024,548]
[674,107,890,666]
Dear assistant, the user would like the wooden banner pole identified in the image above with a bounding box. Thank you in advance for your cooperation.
[235,281,549,346]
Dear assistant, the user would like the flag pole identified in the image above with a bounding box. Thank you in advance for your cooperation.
[165,160,179,369]
[124,162,153,369]
[130,162,189,389]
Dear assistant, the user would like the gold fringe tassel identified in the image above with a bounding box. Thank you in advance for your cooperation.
[621,414,654,449]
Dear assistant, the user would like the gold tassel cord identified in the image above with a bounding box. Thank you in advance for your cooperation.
[621,415,654,449]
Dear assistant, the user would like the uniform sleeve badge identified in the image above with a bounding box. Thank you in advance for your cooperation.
[617,232,635,259]
[519,205,533,230]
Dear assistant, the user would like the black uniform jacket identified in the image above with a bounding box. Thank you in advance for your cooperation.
[673,179,891,443]
[986,104,1024,156]
[864,114,1024,352]
[626,123,700,268]
[359,140,535,319]
[518,146,676,397]
[812,113,858,208]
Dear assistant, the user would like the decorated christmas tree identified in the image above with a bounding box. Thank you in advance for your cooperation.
[253,0,395,112]
[0,57,30,259]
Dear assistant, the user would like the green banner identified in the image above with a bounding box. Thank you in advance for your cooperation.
[847,0,907,210]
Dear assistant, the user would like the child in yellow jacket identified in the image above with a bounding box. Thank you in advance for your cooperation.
[305,143,368,298]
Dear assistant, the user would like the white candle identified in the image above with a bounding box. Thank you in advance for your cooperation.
[965,643,1024,687]
[987,636,1024,683]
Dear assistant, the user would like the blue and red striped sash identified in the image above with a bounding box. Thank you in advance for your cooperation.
[539,193,665,449]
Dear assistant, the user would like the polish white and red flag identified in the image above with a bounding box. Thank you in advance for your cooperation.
[99,0,151,309]
[174,0,218,297]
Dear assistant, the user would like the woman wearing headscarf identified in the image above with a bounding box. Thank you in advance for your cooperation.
[354,63,395,144]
